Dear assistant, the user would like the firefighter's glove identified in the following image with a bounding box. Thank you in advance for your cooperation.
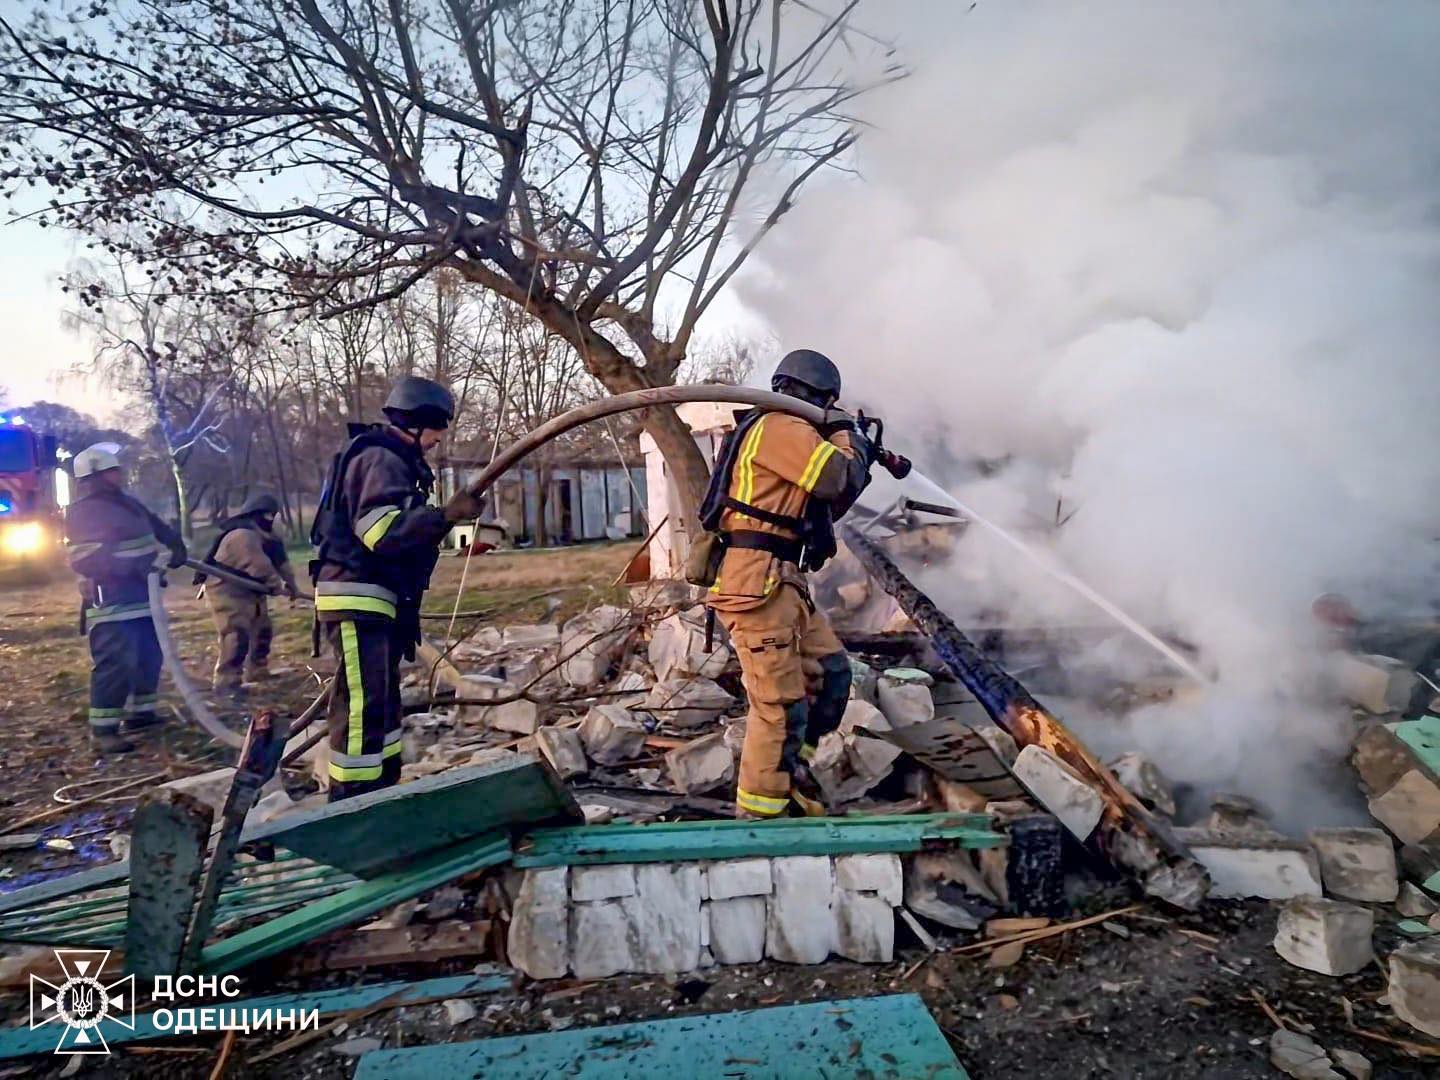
[846,428,877,469]
[167,542,188,570]
[443,490,486,525]
[819,406,857,436]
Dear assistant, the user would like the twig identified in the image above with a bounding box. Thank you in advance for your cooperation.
[951,905,1144,956]
[208,1029,238,1080]
[1345,1025,1440,1057]
[1,772,167,835]
[900,955,929,981]
[1250,989,1288,1032]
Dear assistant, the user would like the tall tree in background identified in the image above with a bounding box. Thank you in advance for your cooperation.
[0,0,898,520]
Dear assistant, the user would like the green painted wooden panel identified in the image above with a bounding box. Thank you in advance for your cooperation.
[124,790,214,977]
[197,831,512,974]
[514,813,1003,867]
[1394,715,1440,775]
[244,754,580,877]
[0,971,512,1061]
[354,994,968,1079]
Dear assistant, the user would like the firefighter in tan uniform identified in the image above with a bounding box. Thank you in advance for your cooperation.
[197,493,299,690]
[701,350,875,818]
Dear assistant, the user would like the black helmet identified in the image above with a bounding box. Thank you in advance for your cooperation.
[772,349,841,403]
[383,376,455,429]
[238,493,281,518]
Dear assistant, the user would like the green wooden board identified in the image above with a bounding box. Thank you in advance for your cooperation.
[245,753,581,877]
[354,994,968,1079]
[513,813,1003,867]
[0,971,512,1060]
[1394,716,1440,776]
[197,831,512,974]
[124,790,214,977]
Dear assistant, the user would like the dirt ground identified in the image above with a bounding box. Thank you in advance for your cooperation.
[1,543,1437,1077]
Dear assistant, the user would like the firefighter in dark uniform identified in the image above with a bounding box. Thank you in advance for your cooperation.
[197,493,300,691]
[700,350,874,817]
[65,444,188,754]
[311,377,484,801]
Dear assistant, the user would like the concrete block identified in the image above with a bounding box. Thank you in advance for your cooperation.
[607,671,652,708]
[1331,1049,1372,1080]
[767,856,836,963]
[705,857,773,900]
[848,657,878,705]
[1011,745,1104,841]
[1310,827,1398,902]
[571,864,636,902]
[1335,653,1417,714]
[903,852,998,931]
[840,698,890,735]
[1368,769,1440,845]
[847,736,903,787]
[160,767,236,819]
[560,606,631,688]
[623,863,703,973]
[877,669,935,729]
[1269,1029,1343,1080]
[1351,723,1423,796]
[503,623,561,649]
[456,675,513,725]
[641,677,734,729]
[1388,936,1440,1037]
[648,610,731,681]
[534,726,587,780]
[664,732,735,794]
[833,889,895,963]
[706,897,767,965]
[507,867,569,980]
[1108,752,1177,817]
[570,900,633,979]
[1274,898,1374,976]
[579,704,648,764]
[834,853,903,905]
[1398,882,1440,918]
[489,698,541,735]
[1177,830,1324,900]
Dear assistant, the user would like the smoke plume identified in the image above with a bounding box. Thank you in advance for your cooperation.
[738,1,1440,831]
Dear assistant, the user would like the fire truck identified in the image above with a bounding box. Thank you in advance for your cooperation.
[0,412,64,574]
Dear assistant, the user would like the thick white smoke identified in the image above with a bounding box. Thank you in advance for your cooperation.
[738,1,1440,831]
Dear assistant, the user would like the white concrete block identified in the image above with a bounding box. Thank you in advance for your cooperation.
[1388,937,1440,1038]
[1309,827,1399,902]
[834,854,903,906]
[833,889,895,963]
[707,897,767,965]
[535,726,588,780]
[767,856,835,964]
[623,863,703,974]
[1011,744,1104,841]
[1274,898,1374,977]
[705,858,773,901]
[840,699,890,735]
[571,864,637,902]
[560,606,631,688]
[489,698,541,735]
[1108,752,1177,817]
[579,704,648,764]
[877,669,935,729]
[649,610,731,681]
[507,867,569,980]
[665,732,735,794]
[503,623,562,648]
[1177,831,1324,900]
[641,677,734,729]
[161,767,235,819]
[1335,653,1418,714]
[570,900,634,979]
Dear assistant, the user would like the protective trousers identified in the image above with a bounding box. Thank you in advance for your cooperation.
[87,617,163,734]
[716,584,852,817]
[325,618,403,801]
[209,592,273,688]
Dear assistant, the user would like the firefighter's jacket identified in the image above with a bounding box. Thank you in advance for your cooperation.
[313,426,449,638]
[706,412,868,613]
[65,484,185,627]
[206,519,295,599]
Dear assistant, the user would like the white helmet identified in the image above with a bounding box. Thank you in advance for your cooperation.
[73,443,122,479]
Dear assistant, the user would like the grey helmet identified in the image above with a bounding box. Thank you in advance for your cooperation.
[772,349,841,404]
[238,493,282,518]
[383,376,455,429]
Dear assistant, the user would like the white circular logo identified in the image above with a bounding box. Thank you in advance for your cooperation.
[54,977,109,1030]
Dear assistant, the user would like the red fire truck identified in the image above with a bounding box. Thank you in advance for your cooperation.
[0,412,64,574]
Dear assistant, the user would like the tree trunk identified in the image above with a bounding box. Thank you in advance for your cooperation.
[170,456,192,541]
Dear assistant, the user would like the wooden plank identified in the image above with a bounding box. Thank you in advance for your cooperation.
[0,972,513,1061]
[124,788,214,978]
[197,832,512,975]
[514,813,1003,867]
[354,994,968,1079]
[288,920,492,973]
[243,754,580,878]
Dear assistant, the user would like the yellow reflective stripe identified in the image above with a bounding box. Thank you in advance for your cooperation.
[735,416,768,509]
[798,441,838,493]
[315,594,397,619]
[799,743,817,762]
[736,788,788,815]
[340,621,364,757]
[382,740,403,759]
[360,508,402,551]
[329,762,383,782]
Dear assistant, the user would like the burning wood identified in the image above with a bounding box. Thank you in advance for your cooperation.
[839,525,1210,910]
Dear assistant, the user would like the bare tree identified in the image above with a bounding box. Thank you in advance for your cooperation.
[0,0,899,519]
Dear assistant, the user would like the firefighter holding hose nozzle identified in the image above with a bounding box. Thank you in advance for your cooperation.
[695,350,883,819]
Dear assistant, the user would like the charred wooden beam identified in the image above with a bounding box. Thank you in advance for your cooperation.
[840,525,1209,910]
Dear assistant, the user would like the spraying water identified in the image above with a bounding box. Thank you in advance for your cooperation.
[945,493,1210,684]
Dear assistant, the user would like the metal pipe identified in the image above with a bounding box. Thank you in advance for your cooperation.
[461,386,825,499]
